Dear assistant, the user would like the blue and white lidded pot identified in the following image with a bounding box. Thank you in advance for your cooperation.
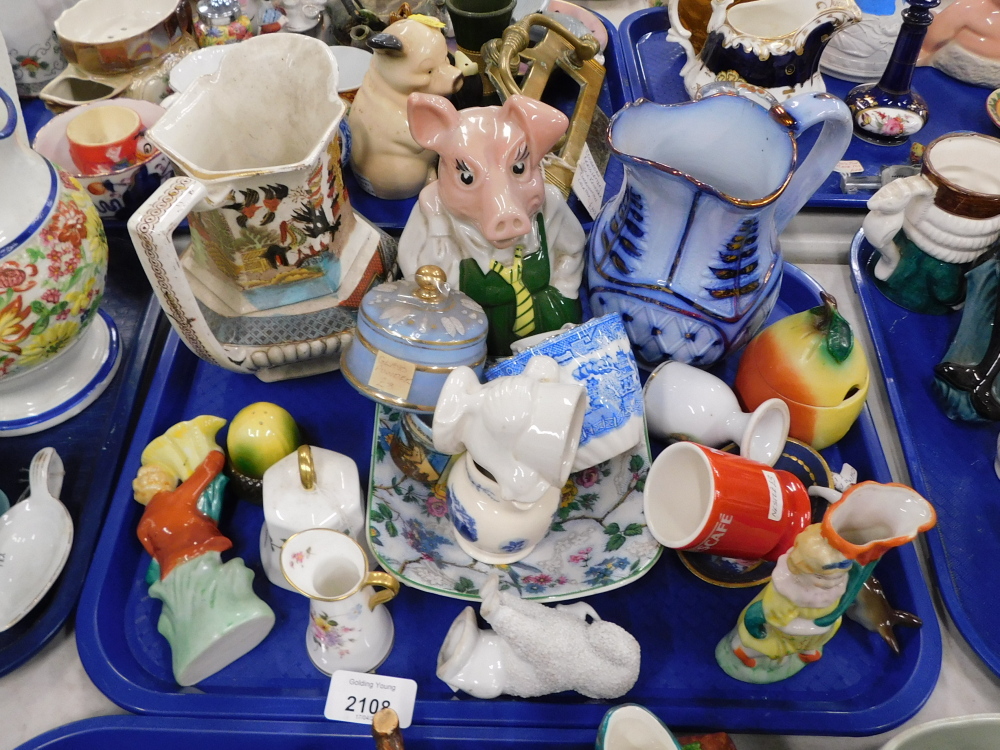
[341,265,488,413]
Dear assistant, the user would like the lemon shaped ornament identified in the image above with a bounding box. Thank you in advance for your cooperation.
[227,403,302,502]
[735,292,870,450]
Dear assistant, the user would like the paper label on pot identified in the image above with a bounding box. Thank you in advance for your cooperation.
[325,670,417,727]
[370,351,415,400]
[571,143,606,219]
[763,471,783,522]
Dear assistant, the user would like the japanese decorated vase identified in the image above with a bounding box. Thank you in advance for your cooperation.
[586,82,852,367]
[0,33,109,427]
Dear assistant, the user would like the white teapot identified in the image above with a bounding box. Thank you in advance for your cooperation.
[260,445,367,590]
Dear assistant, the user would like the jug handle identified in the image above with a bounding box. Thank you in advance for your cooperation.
[772,93,854,235]
[0,88,16,140]
[128,176,248,373]
[665,0,696,62]
[364,571,400,610]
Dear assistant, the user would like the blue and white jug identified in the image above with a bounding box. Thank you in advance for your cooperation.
[586,83,852,367]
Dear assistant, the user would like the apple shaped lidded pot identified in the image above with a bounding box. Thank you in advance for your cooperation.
[341,265,488,413]
[0,30,114,436]
[735,292,869,450]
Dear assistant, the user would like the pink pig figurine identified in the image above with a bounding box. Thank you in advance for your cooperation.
[397,93,586,357]
[347,17,462,200]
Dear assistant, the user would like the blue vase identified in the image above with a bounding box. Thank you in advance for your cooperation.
[845,0,940,145]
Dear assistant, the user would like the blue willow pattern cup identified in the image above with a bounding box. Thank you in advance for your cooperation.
[485,313,644,471]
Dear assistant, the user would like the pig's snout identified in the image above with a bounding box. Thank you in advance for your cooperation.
[492,213,528,239]
[430,67,463,96]
[483,195,531,246]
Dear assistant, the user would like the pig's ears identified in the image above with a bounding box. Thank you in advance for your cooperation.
[368,34,403,53]
[408,93,460,150]
[501,95,568,160]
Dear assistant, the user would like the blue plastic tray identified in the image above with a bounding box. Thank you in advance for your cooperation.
[15,715,596,750]
[616,7,998,210]
[75,262,940,736]
[851,234,1000,677]
[0,100,164,678]
[344,11,629,232]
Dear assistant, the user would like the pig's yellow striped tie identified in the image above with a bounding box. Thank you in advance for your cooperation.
[491,246,535,338]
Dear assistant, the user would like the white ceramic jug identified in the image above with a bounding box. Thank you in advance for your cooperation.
[128,33,394,381]
[432,357,586,564]
[280,528,399,675]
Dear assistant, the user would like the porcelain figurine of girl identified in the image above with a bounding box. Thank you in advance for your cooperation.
[132,416,275,686]
[716,524,852,684]
[718,480,936,683]
[397,93,586,356]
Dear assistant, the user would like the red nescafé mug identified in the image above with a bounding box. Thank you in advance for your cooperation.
[643,441,813,561]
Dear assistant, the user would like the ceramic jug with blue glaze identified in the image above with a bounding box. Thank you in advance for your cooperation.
[586,83,852,368]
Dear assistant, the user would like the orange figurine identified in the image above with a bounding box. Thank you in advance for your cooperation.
[137,449,232,579]
[132,415,274,687]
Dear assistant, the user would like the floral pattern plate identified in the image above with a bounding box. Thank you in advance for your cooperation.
[366,405,662,602]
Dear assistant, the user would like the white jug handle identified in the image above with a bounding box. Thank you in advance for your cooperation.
[128,176,246,373]
[808,485,843,504]
[665,0,697,67]
[773,93,854,234]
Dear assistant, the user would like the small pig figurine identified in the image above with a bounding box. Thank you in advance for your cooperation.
[398,93,586,356]
[347,17,462,200]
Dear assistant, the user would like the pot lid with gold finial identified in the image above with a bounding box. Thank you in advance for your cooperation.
[357,265,488,353]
